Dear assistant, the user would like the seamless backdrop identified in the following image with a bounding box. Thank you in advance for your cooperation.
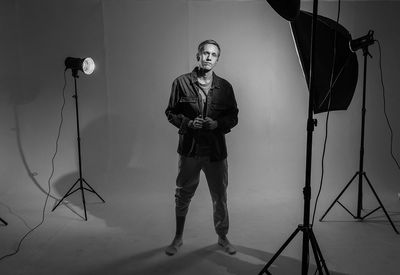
[1,1,400,274]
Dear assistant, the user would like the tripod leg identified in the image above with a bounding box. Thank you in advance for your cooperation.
[259,226,302,275]
[0,217,7,226]
[309,229,330,274]
[320,172,358,221]
[309,233,323,274]
[52,179,80,211]
[363,174,399,234]
[78,178,88,221]
[82,178,105,202]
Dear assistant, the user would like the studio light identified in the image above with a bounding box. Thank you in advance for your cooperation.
[320,27,399,234]
[260,2,355,275]
[349,30,375,52]
[65,57,95,75]
[260,3,397,274]
[53,56,104,221]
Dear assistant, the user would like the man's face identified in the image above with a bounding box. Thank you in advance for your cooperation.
[198,44,219,72]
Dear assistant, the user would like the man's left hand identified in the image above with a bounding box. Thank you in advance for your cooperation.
[203,117,218,130]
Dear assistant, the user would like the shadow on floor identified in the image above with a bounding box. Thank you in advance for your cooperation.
[50,114,173,228]
[77,244,349,275]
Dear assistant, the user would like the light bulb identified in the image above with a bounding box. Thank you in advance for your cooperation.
[82,57,95,75]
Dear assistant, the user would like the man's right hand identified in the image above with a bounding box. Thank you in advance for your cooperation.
[190,117,204,129]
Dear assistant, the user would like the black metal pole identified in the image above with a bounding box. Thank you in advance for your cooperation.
[260,1,330,274]
[356,49,368,218]
[0,217,7,226]
[72,72,89,220]
[301,0,319,273]
[52,69,105,220]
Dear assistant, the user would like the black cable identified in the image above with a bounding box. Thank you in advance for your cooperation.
[0,71,67,261]
[311,0,341,227]
[376,39,400,170]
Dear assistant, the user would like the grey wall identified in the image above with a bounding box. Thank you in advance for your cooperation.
[1,0,399,222]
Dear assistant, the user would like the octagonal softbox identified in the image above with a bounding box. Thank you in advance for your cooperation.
[291,10,358,114]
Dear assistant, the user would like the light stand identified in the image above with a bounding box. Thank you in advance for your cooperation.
[52,59,105,220]
[259,2,330,274]
[319,31,399,234]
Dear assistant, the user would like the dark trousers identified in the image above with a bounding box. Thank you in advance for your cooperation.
[175,155,229,236]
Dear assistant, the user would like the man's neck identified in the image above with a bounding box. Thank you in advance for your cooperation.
[197,68,213,82]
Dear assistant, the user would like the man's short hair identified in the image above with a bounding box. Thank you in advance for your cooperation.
[198,39,221,57]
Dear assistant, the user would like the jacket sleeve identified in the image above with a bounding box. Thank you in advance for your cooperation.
[165,78,192,134]
[216,84,239,134]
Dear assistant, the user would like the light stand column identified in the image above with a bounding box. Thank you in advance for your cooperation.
[319,44,398,234]
[259,1,330,274]
[356,46,369,218]
[52,69,105,220]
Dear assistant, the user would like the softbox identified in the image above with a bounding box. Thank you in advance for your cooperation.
[291,10,358,114]
[267,0,300,21]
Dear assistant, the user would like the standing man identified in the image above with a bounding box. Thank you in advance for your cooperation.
[165,40,239,256]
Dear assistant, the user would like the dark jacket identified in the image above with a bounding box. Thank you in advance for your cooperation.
[165,68,238,161]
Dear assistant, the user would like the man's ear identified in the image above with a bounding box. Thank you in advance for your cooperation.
[196,53,200,61]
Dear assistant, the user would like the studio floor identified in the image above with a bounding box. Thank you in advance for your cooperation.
[1,169,400,275]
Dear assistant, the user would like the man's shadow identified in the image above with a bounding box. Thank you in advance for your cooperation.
[77,244,349,275]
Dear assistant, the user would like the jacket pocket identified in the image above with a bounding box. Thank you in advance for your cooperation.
[179,96,197,103]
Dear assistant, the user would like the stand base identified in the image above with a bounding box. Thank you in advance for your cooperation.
[259,225,330,275]
[320,171,399,234]
[52,177,105,221]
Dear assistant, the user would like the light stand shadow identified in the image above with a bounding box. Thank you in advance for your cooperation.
[13,104,79,216]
